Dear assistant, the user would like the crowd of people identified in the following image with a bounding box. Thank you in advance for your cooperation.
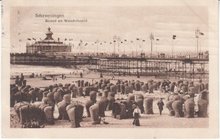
[10,73,209,128]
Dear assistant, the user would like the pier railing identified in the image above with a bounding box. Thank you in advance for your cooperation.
[10,53,209,80]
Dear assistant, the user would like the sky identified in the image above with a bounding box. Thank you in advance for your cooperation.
[10,6,209,54]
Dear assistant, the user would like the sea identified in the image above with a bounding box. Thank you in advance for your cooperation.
[10,64,86,76]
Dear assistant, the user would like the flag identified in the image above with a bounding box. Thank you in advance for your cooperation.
[200,32,204,35]
[94,40,98,44]
[150,33,154,40]
[173,35,176,39]
[195,29,204,37]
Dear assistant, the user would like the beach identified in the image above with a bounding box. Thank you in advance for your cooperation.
[10,68,208,128]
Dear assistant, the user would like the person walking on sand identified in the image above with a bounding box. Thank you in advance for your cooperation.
[157,98,164,115]
[132,103,141,126]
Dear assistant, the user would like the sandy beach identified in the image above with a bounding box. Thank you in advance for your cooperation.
[10,71,208,128]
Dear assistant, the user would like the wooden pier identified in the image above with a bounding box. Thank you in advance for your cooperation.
[96,56,208,80]
[10,53,208,80]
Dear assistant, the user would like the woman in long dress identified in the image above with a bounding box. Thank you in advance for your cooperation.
[132,104,141,126]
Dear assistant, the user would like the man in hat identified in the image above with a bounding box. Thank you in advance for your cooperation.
[157,98,164,115]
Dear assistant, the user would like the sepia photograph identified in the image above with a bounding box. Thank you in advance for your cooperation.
[1,0,219,138]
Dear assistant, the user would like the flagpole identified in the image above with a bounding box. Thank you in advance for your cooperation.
[195,28,199,56]
[113,40,116,55]
[196,36,199,55]
[136,39,138,57]
[113,36,117,55]
[172,38,174,57]
[150,33,154,57]
[150,39,152,57]
[97,43,98,55]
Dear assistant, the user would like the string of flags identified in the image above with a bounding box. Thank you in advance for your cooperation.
[24,36,172,46]
[23,29,204,48]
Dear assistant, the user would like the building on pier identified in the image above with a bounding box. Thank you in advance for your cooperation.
[26,27,71,54]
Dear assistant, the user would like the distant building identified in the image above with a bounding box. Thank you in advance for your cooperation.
[26,27,71,54]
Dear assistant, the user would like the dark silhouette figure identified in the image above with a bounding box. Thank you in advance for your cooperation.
[132,104,141,126]
[157,98,164,115]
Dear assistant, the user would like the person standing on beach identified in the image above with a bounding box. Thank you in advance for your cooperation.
[20,73,24,85]
[198,79,205,93]
[157,98,164,115]
[20,73,24,81]
[80,72,83,78]
[132,103,141,126]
